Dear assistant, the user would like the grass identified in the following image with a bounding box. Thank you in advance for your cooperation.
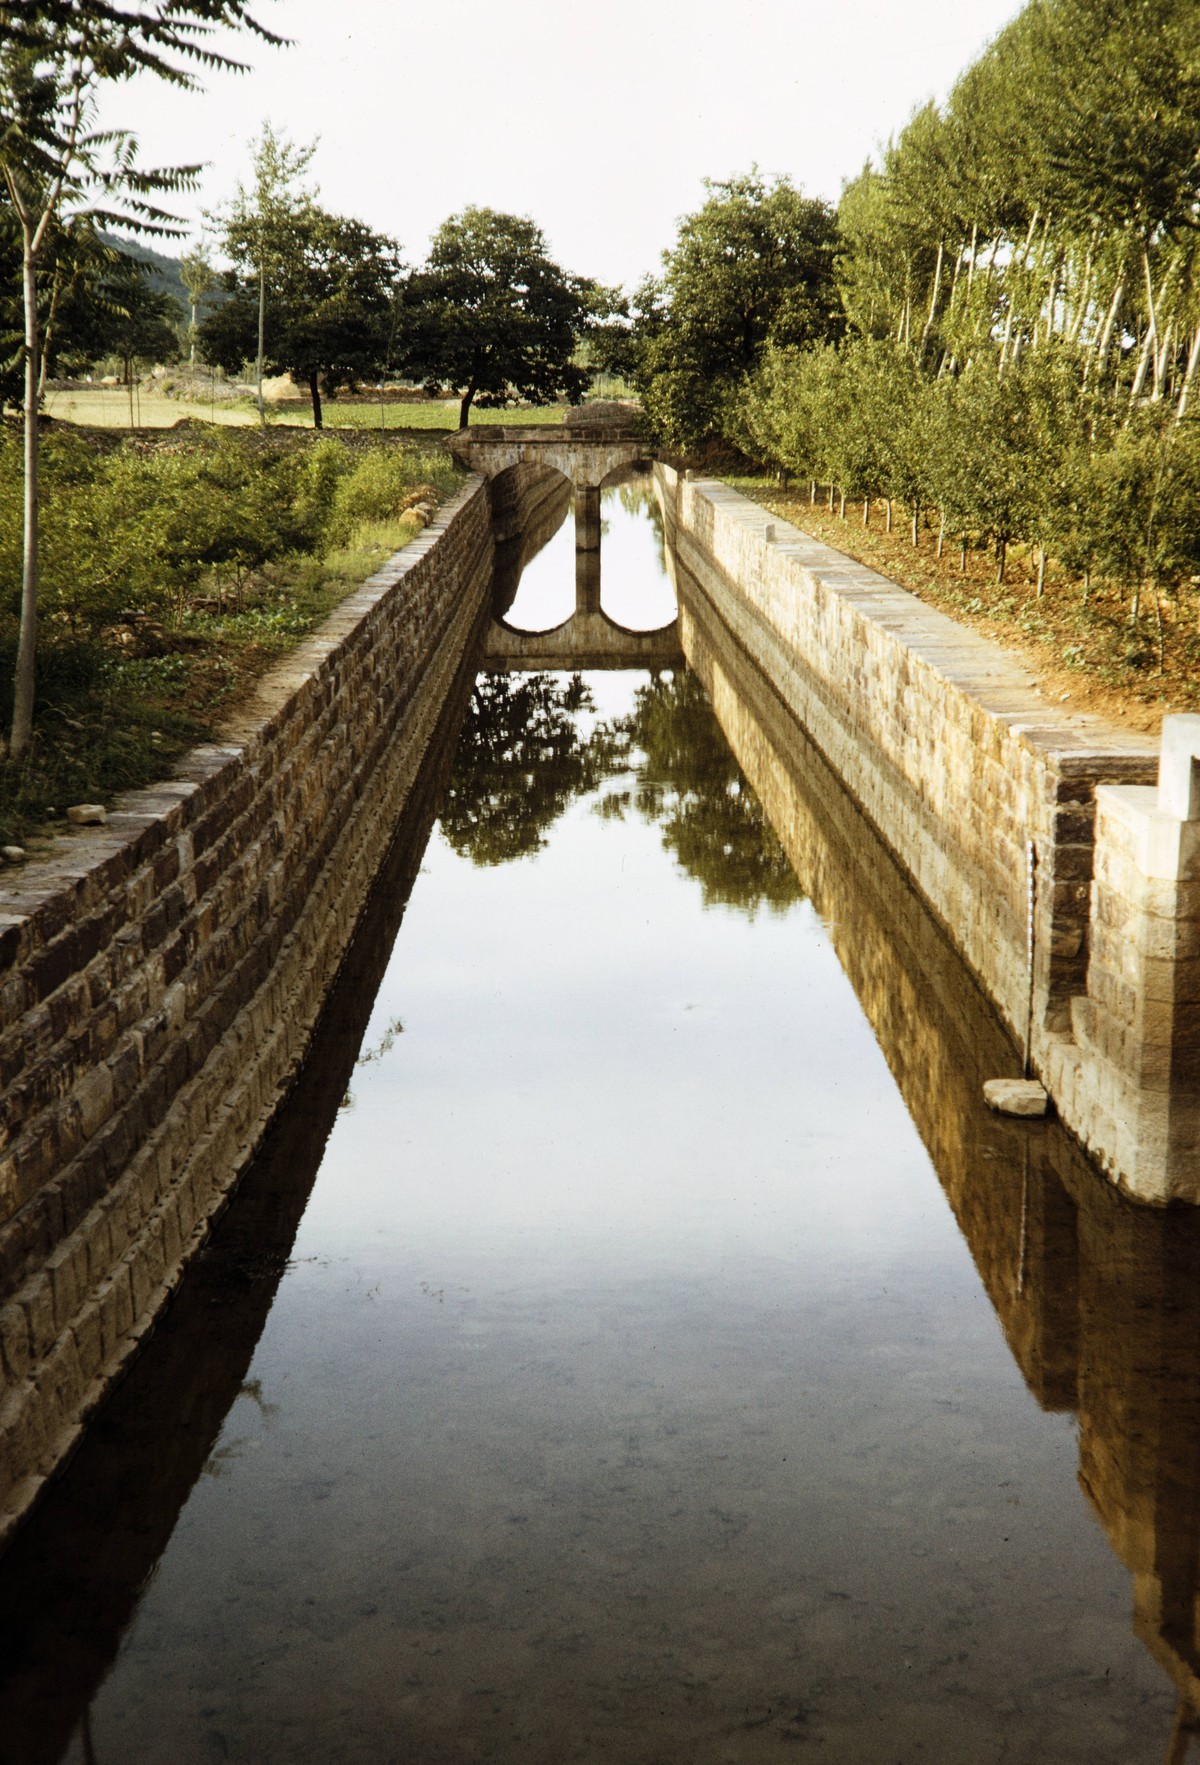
[41,385,574,433]
[727,474,1200,735]
[42,387,259,428]
[0,435,463,851]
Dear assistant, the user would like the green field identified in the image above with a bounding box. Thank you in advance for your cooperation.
[41,386,573,432]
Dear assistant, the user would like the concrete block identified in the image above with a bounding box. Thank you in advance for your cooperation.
[1158,715,1200,819]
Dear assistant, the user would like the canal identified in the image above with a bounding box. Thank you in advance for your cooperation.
[0,480,1196,1763]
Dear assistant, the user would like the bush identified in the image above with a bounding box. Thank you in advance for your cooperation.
[329,445,460,542]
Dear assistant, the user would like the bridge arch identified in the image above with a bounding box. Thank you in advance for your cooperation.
[449,418,680,671]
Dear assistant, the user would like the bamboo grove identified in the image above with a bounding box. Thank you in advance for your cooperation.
[715,0,1200,643]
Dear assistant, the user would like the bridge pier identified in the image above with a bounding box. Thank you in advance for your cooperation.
[575,484,602,613]
[574,483,601,554]
[575,548,601,616]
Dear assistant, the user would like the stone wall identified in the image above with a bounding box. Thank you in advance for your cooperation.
[0,475,494,1543]
[656,466,1200,1205]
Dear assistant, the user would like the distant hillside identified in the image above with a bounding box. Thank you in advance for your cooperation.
[102,234,222,321]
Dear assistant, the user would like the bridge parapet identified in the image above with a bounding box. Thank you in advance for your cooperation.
[446,419,652,490]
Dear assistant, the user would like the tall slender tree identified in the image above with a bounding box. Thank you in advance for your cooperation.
[0,1,282,758]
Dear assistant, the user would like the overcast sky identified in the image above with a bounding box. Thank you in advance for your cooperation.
[95,0,1023,289]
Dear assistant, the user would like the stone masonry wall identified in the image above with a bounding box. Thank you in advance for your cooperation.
[0,475,494,1542]
[655,466,1200,1204]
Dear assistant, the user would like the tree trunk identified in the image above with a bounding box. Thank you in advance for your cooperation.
[1087,271,1124,389]
[911,501,920,547]
[459,386,475,428]
[1175,320,1200,423]
[960,537,968,574]
[256,257,266,427]
[827,481,835,512]
[996,537,1007,585]
[309,371,323,429]
[839,489,846,519]
[863,498,870,528]
[11,239,40,758]
[936,509,945,558]
[1036,543,1046,598]
[920,238,944,357]
[809,480,816,505]
[885,498,893,533]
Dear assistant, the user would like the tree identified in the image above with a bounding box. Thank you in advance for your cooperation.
[180,242,216,366]
[0,0,281,758]
[207,123,316,423]
[200,201,403,427]
[102,255,182,384]
[630,171,842,451]
[403,207,614,428]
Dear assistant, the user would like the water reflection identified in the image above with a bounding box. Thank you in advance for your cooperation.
[439,673,620,866]
[675,539,1200,1758]
[599,671,803,917]
[443,668,800,915]
[0,636,478,1765]
[7,490,1200,1760]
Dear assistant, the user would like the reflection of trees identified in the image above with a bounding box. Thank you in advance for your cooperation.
[443,667,803,915]
[605,672,804,916]
[440,672,624,865]
[607,476,667,572]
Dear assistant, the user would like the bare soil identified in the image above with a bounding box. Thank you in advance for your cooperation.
[732,481,1200,738]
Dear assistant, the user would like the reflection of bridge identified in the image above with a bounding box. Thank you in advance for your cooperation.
[448,418,683,671]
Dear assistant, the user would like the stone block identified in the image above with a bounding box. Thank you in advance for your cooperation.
[983,1078,1050,1116]
[1158,715,1200,819]
[0,1302,31,1381]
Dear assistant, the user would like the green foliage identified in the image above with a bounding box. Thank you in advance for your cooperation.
[402,207,618,427]
[729,0,1200,622]
[625,172,842,451]
[328,446,457,542]
[0,427,463,837]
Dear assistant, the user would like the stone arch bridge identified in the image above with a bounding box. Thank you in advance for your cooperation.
[447,420,683,671]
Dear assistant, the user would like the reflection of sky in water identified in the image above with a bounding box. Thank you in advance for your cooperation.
[503,480,677,637]
[23,500,1178,1764]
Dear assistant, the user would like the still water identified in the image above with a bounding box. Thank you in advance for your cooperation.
[1,483,1198,1763]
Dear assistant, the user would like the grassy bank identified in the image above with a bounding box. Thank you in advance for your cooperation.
[0,426,465,851]
[730,476,1194,736]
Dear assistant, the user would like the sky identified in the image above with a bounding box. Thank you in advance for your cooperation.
[94,0,1024,291]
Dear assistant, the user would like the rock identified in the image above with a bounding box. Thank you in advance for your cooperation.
[67,803,107,826]
[983,1077,1049,1117]
[1,845,26,863]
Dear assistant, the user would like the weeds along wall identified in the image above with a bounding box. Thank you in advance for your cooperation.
[0,475,494,1544]
[653,465,1200,1205]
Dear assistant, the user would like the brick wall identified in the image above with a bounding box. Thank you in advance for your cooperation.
[0,476,494,1541]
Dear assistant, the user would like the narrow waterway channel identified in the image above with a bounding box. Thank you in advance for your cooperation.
[2,482,1199,1764]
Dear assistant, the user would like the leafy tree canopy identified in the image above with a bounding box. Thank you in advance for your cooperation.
[200,202,402,426]
[403,207,618,428]
[626,171,842,452]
